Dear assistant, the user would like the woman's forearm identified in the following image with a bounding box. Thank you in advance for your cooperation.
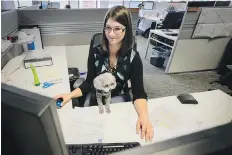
[134,99,149,117]
[69,88,83,99]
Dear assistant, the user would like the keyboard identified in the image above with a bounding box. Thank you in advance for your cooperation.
[67,142,140,155]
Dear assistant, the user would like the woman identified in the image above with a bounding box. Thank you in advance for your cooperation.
[54,6,153,142]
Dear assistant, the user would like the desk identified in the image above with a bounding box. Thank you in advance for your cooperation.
[138,16,163,33]
[2,47,232,147]
[2,46,71,102]
[58,90,232,146]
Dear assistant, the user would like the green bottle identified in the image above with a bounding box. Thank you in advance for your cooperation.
[30,64,40,86]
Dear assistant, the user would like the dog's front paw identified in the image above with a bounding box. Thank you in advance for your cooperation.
[99,107,104,114]
[106,107,111,113]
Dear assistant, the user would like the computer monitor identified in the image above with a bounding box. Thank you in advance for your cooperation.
[162,11,185,29]
[1,83,68,155]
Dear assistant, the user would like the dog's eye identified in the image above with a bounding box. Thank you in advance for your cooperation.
[104,84,109,88]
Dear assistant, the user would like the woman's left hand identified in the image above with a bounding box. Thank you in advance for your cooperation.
[136,114,154,142]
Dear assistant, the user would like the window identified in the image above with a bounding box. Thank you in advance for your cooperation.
[79,0,97,8]
[18,0,32,7]
[59,0,69,9]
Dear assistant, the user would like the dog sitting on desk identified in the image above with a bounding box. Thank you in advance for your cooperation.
[93,72,116,114]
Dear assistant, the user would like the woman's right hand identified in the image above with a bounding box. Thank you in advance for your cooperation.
[54,93,72,107]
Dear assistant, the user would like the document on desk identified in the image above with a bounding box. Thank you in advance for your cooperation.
[61,107,106,144]
[124,99,213,143]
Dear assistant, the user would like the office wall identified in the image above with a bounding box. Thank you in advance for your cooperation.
[167,37,231,73]
[167,7,232,73]
[18,9,138,46]
[65,45,89,71]
[1,10,18,38]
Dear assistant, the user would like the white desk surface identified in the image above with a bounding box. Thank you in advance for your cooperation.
[2,46,71,100]
[58,90,232,146]
[2,46,232,147]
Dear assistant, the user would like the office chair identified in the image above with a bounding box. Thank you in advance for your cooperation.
[157,11,184,29]
[72,33,137,107]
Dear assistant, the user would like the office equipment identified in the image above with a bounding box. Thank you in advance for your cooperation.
[43,81,61,88]
[177,94,198,104]
[158,11,185,30]
[24,55,53,69]
[56,98,63,107]
[67,142,140,154]
[43,78,63,89]
[114,123,232,155]
[2,83,68,155]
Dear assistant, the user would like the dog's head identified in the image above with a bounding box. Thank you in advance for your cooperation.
[93,72,117,95]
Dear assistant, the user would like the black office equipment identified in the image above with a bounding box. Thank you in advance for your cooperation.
[161,11,185,30]
[177,94,198,104]
[2,83,68,155]
[67,142,140,155]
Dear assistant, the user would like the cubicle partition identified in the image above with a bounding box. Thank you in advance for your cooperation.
[1,10,24,69]
[18,9,138,46]
[1,9,18,38]
[166,7,232,73]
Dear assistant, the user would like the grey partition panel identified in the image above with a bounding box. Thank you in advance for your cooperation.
[18,9,138,45]
[178,9,201,39]
[18,9,108,24]
[1,10,19,38]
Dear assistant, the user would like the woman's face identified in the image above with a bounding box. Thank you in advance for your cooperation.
[105,18,126,46]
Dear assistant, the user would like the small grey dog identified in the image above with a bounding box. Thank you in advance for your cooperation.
[93,72,117,114]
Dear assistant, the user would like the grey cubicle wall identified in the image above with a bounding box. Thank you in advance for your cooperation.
[18,9,138,46]
[178,10,201,39]
[1,10,18,38]
[1,10,24,69]
[166,7,232,73]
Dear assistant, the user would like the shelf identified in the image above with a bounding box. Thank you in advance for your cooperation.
[149,38,173,48]
[12,34,35,45]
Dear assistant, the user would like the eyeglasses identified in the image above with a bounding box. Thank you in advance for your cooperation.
[104,27,126,35]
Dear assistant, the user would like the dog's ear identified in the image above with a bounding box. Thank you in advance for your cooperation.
[112,75,117,89]
[93,76,102,90]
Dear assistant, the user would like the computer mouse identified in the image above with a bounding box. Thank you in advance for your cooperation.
[56,98,63,107]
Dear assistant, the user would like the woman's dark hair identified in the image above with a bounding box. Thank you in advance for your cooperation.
[101,6,133,56]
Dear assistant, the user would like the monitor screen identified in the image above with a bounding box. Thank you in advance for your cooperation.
[1,83,68,155]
